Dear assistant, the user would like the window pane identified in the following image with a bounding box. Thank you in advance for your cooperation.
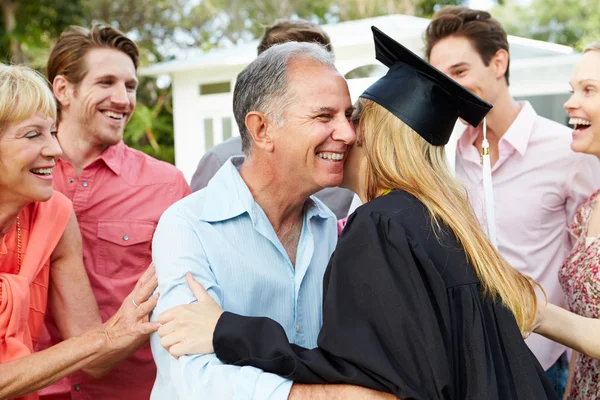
[199,81,231,95]
[204,118,214,151]
[222,117,232,141]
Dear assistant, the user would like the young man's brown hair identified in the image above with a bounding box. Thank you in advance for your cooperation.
[47,24,139,119]
[424,6,510,85]
[257,19,333,55]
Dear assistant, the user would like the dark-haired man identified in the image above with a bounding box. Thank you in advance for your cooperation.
[425,6,600,396]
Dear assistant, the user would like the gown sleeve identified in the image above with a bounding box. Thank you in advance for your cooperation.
[214,210,455,399]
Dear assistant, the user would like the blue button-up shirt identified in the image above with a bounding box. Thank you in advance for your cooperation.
[150,157,338,400]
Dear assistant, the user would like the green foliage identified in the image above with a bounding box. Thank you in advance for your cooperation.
[124,102,176,164]
[415,0,466,17]
[1,0,495,167]
[494,0,600,49]
[0,0,84,66]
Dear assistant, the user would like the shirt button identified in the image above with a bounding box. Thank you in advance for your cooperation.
[74,385,81,391]
[82,181,88,187]
[123,235,129,241]
[296,324,301,333]
[68,178,73,183]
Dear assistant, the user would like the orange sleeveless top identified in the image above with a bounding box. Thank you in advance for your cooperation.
[0,191,72,400]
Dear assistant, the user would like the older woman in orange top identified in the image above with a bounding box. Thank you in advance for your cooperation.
[0,64,160,400]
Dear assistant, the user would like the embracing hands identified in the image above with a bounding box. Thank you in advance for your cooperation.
[157,273,224,358]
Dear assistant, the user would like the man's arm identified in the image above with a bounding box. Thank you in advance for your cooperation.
[151,204,294,399]
[172,170,192,200]
[289,384,397,399]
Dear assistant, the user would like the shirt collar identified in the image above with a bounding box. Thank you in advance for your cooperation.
[458,101,536,157]
[199,156,334,223]
[501,101,536,156]
[457,124,478,158]
[97,141,125,175]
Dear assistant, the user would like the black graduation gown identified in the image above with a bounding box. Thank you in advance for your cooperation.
[214,190,556,400]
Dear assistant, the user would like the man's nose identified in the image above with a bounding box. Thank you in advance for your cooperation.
[332,117,357,145]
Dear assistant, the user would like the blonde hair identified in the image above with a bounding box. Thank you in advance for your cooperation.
[0,63,57,132]
[357,98,540,333]
[584,41,600,53]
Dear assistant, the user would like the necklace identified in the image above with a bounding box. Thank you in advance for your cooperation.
[16,216,21,273]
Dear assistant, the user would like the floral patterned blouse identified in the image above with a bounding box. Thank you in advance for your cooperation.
[559,190,600,399]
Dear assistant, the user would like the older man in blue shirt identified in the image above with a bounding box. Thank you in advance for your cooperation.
[149,42,384,399]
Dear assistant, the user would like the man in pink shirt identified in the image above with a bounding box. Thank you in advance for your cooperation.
[425,6,600,397]
[36,25,191,400]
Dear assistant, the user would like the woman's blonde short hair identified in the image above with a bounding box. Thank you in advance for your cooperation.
[0,63,57,132]
[584,41,600,53]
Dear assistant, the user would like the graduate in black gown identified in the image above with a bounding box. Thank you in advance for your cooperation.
[158,27,557,399]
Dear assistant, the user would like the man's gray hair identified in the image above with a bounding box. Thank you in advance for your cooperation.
[233,41,336,154]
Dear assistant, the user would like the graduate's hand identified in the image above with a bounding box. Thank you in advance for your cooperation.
[157,273,223,358]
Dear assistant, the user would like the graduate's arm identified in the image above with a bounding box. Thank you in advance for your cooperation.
[214,312,389,388]
[157,275,397,399]
[534,303,600,359]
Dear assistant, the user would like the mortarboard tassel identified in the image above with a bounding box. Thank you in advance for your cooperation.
[481,117,497,248]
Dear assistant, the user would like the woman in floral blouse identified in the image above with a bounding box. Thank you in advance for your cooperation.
[560,41,600,399]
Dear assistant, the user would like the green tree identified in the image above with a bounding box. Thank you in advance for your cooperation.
[494,0,600,49]
[185,0,468,45]
[0,0,84,66]
[2,0,480,165]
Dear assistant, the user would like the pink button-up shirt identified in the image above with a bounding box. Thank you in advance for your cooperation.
[37,141,190,400]
[456,102,600,370]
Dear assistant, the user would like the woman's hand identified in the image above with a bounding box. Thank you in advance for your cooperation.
[101,263,161,351]
[157,273,224,358]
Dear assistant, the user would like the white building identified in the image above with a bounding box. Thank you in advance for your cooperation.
[140,14,578,181]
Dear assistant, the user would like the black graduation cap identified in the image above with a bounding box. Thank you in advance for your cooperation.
[360,26,492,146]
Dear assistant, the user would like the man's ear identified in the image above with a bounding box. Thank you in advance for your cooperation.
[491,49,509,81]
[245,111,274,152]
[53,75,72,108]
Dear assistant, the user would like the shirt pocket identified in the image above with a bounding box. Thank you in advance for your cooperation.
[96,220,155,279]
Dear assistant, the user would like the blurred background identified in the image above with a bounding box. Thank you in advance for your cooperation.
[1,0,598,167]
